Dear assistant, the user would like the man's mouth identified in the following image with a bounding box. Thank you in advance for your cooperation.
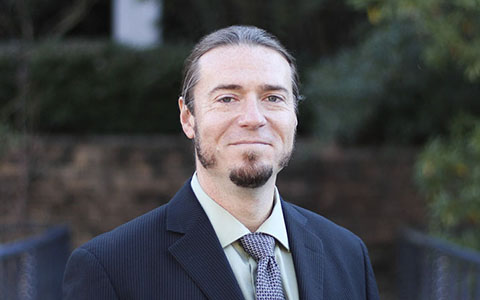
[229,141,271,146]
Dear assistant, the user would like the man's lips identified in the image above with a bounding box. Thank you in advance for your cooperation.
[229,141,271,146]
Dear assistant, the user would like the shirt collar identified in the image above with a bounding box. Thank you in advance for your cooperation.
[190,173,290,251]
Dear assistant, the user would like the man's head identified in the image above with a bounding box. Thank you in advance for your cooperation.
[181,25,300,114]
[179,25,299,189]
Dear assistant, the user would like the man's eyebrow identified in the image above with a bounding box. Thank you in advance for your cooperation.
[208,84,243,97]
[259,84,288,93]
[207,84,289,97]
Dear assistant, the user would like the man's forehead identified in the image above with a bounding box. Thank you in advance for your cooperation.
[198,44,291,71]
[196,45,293,88]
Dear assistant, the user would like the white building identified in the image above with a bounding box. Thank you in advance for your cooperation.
[112,0,162,48]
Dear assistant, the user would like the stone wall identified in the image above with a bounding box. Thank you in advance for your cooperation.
[1,134,426,244]
[1,136,195,245]
[1,135,425,297]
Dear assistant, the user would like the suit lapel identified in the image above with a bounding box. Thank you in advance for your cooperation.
[282,201,324,300]
[166,181,244,300]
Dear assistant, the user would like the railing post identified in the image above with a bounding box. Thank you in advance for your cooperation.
[0,224,71,300]
[397,228,480,300]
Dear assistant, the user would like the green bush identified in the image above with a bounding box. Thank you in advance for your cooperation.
[305,21,480,145]
[1,41,191,134]
[347,0,480,82]
[415,114,480,250]
[0,122,20,155]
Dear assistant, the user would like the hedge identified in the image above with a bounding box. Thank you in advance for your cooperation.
[1,41,191,134]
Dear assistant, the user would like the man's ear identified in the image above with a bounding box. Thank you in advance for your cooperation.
[179,97,195,139]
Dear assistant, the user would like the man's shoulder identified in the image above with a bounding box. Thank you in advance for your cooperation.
[77,179,195,255]
[283,201,364,248]
[282,202,380,299]
[78,203,169,255]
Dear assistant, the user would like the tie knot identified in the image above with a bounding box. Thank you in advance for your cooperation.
[240,233,275,261]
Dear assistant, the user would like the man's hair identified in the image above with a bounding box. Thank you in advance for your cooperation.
[181,25,300,114]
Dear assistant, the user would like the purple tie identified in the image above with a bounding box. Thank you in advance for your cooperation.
[240,233,286,300]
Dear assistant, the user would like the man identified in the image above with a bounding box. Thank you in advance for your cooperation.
[63,25,380,300]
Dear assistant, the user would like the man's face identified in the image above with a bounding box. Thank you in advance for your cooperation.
[180,45,297,188]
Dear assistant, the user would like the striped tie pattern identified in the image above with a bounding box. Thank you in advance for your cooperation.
[240,233,286,300]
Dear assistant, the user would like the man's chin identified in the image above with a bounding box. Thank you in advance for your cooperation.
[229,164,273,189]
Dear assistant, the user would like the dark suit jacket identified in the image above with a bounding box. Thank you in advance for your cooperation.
[63,179,380,300]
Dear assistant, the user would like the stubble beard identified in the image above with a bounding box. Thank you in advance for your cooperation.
[194,133,216,169]
[194,129,295,189]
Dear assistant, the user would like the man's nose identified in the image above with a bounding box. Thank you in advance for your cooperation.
[238,97,267,129]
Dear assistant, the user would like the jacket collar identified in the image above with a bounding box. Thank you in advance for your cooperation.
[166,180,244,300]
[282,200,325,300]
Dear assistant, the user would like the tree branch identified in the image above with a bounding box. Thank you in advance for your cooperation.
[47,0,99,40]
[15,0,34,41]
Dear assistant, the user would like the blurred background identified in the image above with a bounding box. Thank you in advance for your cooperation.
[1,0,480,299]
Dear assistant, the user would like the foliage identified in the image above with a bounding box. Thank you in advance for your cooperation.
[415,114,480,250]
[0,0,107,40]
[0,41,191,134]
[162,0,365,68]
[0,122,20,156]
[347,0,480,82]
[304,21,480,145]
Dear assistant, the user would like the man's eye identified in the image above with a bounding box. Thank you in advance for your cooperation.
[219,97,234,103]
[266,95,282,103]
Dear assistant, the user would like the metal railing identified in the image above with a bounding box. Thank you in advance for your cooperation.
[397,228,480,300]
[0,224,71,300]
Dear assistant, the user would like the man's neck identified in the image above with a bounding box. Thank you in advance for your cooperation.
[196,168,277,232]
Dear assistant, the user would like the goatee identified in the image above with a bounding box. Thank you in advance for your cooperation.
[229,152,273,188]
